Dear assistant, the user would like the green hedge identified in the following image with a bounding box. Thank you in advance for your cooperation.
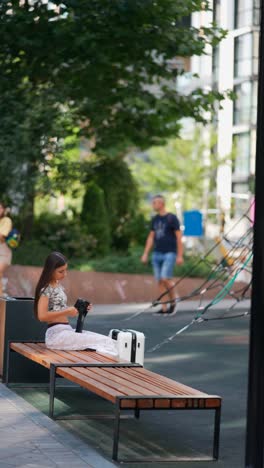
[13,237,216,278]
[70,249,216,278]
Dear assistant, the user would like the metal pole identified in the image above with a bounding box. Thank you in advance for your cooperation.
[245,1,264,466]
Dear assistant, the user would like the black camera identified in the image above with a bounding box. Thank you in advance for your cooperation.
[74,298,90,333]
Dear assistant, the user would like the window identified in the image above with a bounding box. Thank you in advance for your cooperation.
[235,0,253,28]
[234,33,252,78]
[252,31,259,75]
[234,82,251,125]
[233,132,251,177]
[235,0,260,28]
[252,80,258,124]
[253,0,260,26]
[235,0,252,28]
[232,183,250,217]
[233,133,250,178]
[233,80,257,126]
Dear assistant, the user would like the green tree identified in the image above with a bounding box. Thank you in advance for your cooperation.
[90,157,139,248]
[0,83,76,236]
[81,182,111,255]
[130,129,224,211]
[0,0,228,235]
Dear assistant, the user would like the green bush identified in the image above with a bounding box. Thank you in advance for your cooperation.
[72,248,152,274]
[12,240,51,266]
[91,157,139,249]
[174,255,217,278]
[81,181,111,255]
[13,228,217,279]
[16,212,98,263]
[120,213,149,247]
[72,249,216,278]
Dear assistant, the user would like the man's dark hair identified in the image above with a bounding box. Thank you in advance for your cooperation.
[152,194,165,202]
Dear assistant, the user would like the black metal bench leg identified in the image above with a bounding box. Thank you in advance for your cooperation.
[49,364,56,419]
[135,408,140,419]
[3,343,11,385]
[112,400,121,461]
[213,407,221,460]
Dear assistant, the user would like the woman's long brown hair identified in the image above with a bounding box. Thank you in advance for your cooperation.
[34,251,67,320]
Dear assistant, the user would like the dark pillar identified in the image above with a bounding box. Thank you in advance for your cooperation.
[245,1,264,467]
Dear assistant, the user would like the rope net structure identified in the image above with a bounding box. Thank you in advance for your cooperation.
[124,204,253,352]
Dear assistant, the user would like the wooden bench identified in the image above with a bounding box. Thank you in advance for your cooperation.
[5,341,222,463]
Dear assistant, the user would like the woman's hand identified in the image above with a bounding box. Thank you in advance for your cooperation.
[66,306,78,317]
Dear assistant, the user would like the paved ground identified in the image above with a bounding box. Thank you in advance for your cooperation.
[0,299,250,467]
[0,383,115,468]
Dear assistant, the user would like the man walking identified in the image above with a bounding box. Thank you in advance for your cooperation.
[141,195,184,314]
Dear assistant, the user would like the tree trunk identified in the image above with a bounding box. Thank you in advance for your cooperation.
[21,162,37,240]
[23,192,35,239]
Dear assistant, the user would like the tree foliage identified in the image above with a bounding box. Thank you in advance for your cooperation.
[81,181,111,255]
[90,157,139,248]
[0,0,228,236]
[130,129,224,210]
[0,0,227,150]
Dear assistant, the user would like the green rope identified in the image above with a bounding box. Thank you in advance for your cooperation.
[147,252,253,352]
[194,251,253,322]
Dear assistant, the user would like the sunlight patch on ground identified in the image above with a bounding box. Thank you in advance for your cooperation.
[144,352,206,364]
[222,418,246,430]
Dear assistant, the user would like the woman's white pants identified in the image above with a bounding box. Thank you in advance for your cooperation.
[45,324,118,357]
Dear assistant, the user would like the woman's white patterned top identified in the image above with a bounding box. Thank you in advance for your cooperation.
[40,284,67,311]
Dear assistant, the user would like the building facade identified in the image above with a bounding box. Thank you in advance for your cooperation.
[191,0,260,219]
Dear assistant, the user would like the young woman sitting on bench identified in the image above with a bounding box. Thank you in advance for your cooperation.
[34,251,118,357]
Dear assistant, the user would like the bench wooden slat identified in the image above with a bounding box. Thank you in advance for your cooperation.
[117,367,207,397]
[10,343,72,367]
[26,343,91,366]
[105,367,183,396]
[27,343,109,363]
[127,367,208,396]
[38,344,208,398]
[89,367,175,397]
[25,343,113,366]
[121,399,171,409]
[115,367,197,395]
[59,364,211,405]
[70,366,162,397]
[10,343,143,399]
[10,342,220,408]
[118,369,190,395]
[40,345,118,364]
[52,349,173,393]
[55,366,125,403]
[10,343,54,368]
[16,343,162,398]
[37,345,203,399]
[61,348,119,364]
[25,344,136,398]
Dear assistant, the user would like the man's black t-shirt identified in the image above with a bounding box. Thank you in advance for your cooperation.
[151,213,180,253]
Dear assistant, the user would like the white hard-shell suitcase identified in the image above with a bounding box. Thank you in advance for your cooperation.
[109,329,145,366]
